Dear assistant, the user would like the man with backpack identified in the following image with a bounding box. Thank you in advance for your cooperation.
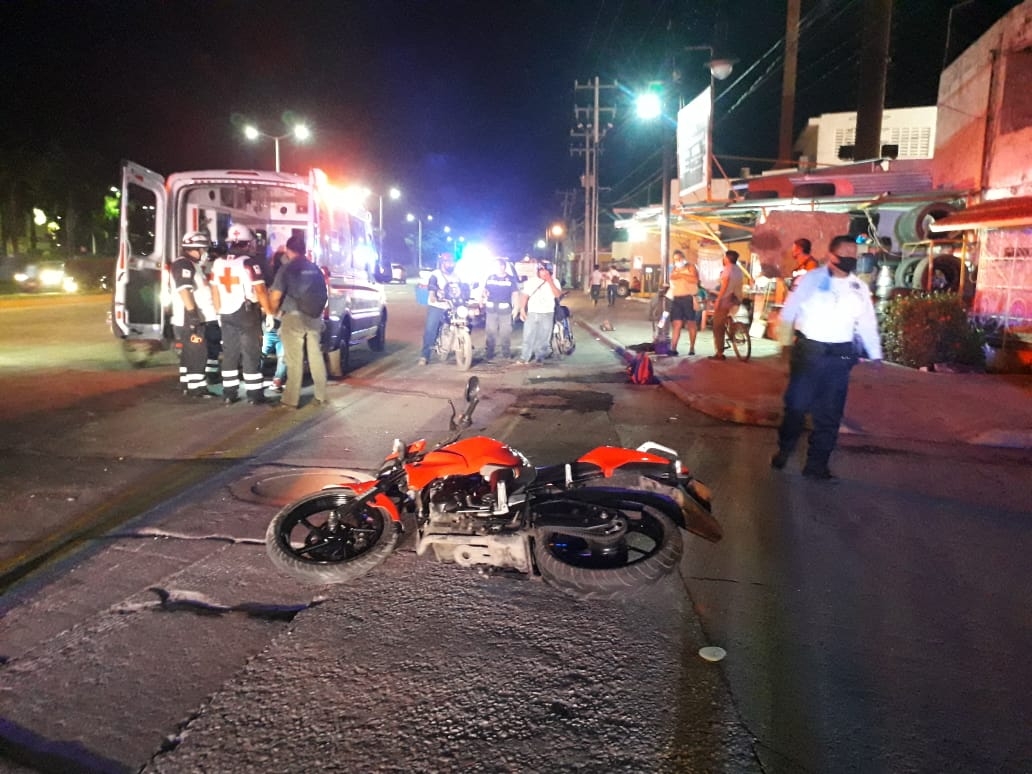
[268,235,328,409]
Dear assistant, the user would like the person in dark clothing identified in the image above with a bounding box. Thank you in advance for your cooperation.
[268,235,328,409]
[171,231,218,398]
[481,257,520,360]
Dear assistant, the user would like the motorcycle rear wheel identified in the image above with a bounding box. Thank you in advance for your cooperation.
[265,487,398,585]
[455,329,473,371]
[533,505,682,600]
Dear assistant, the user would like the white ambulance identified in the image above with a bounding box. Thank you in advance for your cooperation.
[112,161,387,376]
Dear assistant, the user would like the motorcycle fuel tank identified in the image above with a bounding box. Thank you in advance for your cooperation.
[414,436,524,480]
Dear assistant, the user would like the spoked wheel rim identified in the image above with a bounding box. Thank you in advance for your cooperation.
[274,491,386,565]
[542,510,666,570]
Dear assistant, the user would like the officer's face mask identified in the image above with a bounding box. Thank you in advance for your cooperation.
[832,254,858,273]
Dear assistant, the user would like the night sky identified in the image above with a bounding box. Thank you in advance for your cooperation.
[2,0,1023,255]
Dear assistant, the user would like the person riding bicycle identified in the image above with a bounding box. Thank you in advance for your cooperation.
[709,250,745,361]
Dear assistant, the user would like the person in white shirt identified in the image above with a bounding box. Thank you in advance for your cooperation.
[771,234,883,479]
[589,264,604,306]
[605,265,621,306]
[517,261,561,364]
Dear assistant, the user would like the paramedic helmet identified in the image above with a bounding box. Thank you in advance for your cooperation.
[226,223,255,253]
[181,231,211,253]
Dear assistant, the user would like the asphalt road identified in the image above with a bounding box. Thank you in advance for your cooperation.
[0,289,1029,773]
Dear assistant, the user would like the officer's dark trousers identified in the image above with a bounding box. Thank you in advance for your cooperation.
[174,324,208,394]
[220,305,263,400]
[777,336,856,472]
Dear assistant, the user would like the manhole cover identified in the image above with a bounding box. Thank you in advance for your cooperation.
[231,467,369,506]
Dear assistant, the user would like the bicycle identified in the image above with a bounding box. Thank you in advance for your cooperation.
[704,297,752,361]
[724,299,752,361]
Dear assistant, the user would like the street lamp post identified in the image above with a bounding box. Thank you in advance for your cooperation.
[376,187,401,266]
[636,86,675,283]
[685,45,736,201]
[406,212,433,270]
[548,223,565,264]
[243,122,311,172]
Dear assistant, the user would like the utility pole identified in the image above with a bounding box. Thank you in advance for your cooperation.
[854,0,893,160]
[572,77,616,290]
[777,0,801,168]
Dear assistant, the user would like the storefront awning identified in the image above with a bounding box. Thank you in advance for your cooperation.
[929,196,1032,231]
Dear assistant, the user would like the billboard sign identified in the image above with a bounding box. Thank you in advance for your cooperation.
[677,87,711,198]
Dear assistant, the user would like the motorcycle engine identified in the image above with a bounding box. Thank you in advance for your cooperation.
[416,475,532,573]
[423,476,493,531]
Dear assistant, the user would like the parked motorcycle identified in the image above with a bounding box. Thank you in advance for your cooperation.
[551,293,576,356]
[265,377,721,600]
[433,298,474,371]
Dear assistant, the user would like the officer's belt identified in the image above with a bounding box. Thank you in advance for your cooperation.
[795,332,854,356]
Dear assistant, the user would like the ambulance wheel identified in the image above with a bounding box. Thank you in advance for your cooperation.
[121,339,161,368]
[327,321,352,378]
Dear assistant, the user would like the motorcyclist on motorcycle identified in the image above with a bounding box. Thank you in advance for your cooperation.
[419,253,467,366]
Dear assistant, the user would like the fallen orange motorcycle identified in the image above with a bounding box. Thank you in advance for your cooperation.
[266,377,721,600]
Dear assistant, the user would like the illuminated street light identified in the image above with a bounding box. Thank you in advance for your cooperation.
[243,121,311,172]
[544,223,565,263]
[636,81,675,281]
[686,45,737,201]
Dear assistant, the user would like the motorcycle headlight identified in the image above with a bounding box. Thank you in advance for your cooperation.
[454,305,469,319]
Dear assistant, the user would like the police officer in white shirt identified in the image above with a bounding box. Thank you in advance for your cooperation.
[772,234,883,479]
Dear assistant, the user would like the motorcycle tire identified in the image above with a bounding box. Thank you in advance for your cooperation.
[265,487,398,585]
[533,504,682,601]
[455,330,473,371]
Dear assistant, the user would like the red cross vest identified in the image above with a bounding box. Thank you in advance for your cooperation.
[212,254,264,314]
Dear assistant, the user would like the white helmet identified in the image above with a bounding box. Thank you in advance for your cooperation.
[181,230,211,251]
[226,223,255,248]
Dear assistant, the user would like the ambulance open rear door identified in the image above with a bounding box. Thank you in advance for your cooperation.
[113,160,171,366]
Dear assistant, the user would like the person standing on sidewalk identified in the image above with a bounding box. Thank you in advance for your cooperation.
[605,265,621,306]
[268,235,328,409]
[790,237,819,291]
[211,224,273,404]
[771,234,883,479]
[589,264,603,306]
[518,261,561,364]
[709,250,745,360]
[481,257,520,361]
[667,250,701,356]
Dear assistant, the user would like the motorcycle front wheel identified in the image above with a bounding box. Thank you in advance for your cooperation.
[533,504,682,600]
[455,329,473,371]
[551,319,575,356]
[265,487,398,585]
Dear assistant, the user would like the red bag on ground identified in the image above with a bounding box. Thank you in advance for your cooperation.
[628,353,657,384]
